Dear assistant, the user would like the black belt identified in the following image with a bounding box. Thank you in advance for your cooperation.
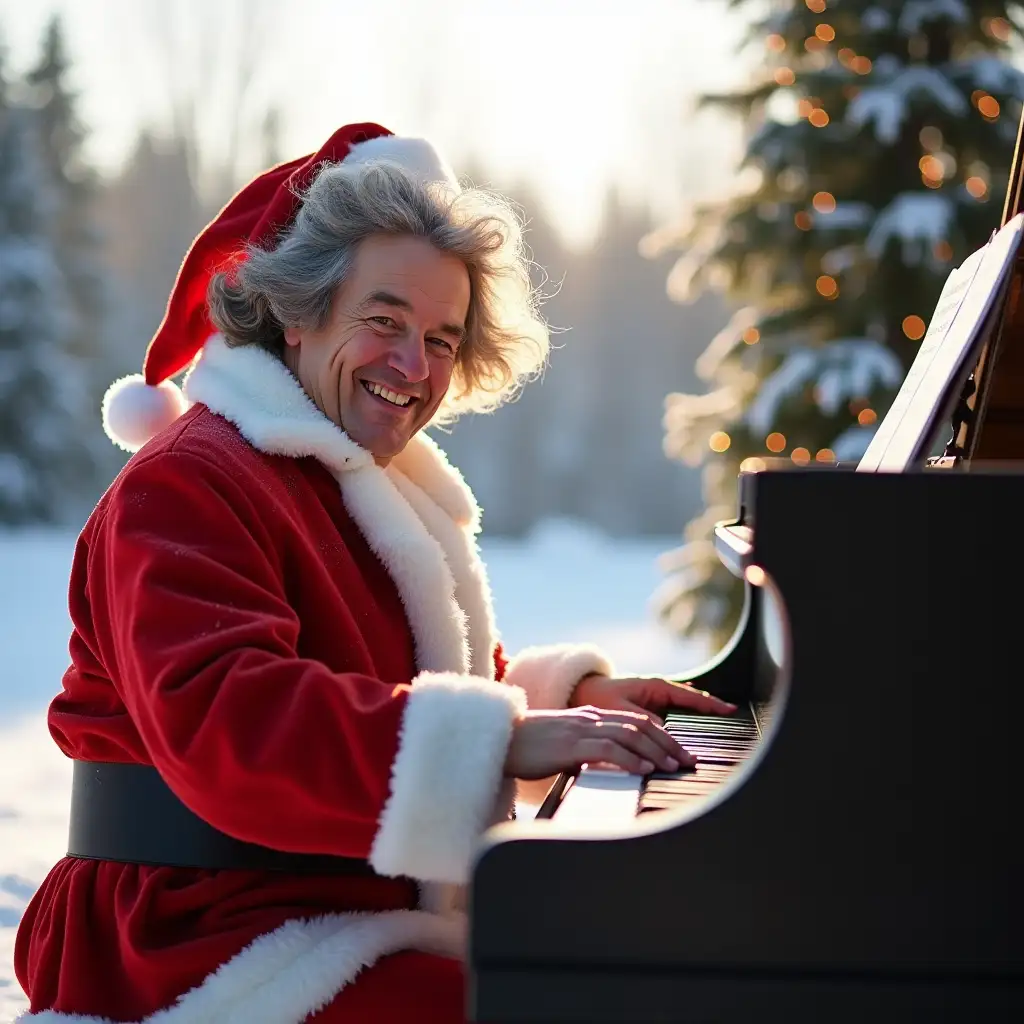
[68,760,383,876]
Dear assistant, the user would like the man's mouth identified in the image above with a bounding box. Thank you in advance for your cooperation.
[362,381,414,408]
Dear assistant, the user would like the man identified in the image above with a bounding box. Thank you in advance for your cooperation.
[14,123,731,1023]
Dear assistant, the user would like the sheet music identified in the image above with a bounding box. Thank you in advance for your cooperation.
[858,212,1024,472]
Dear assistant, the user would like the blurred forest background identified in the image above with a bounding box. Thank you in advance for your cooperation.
[0,4,733,539]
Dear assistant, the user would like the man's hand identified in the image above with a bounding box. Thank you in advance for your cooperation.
[504,707,697,780]
[569,673,736,725]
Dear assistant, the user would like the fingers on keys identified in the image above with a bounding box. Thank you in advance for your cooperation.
[577,707,696,775]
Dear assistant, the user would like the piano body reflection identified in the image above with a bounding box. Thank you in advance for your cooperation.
[466,114,1024,1024]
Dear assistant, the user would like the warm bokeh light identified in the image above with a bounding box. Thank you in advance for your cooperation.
[794,210,813,230]
[850,56,872,74]
[766,432,787,453]
[934,240,953,261]
[809,108,829,127]
[708,431,731,453]
[745,565,767,587]
[805,36,826,53]
[902,315,926,340]
[791,447,811,464]
[816,275,838,298]
[815,448,836,463]
[986,17,1012,41]
[857,408,878,426]
[797,98,814,118]
[919,125,943,149]
[923,174,943,190]
[742,326,761,344]
[978,95,1001,119]
[919,155,944,180]
[815,24,835,42]
[838,47,855,65]
[766,33,786,52]
[812,191,836,213]
[774,67,796,86]
[740,457,768,474]
[805,0,827,12]
[966,176,989,199]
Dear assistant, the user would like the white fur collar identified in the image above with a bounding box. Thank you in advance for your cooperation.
[184,335,496,677]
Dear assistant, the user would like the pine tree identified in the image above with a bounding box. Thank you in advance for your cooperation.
[653,0,1024,645]
[23,16,111,477]
[0,49,94,524]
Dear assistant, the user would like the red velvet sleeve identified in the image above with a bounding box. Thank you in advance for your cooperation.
[85,447,410,860]
[493,643,508,682]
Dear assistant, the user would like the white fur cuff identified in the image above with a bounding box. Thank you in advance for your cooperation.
[503,643,615,710]
[369,673,526,884]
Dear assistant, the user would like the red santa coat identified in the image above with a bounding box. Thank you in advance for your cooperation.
[14,336,614,1023]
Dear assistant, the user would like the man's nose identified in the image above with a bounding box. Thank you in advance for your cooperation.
[388,335,430,382]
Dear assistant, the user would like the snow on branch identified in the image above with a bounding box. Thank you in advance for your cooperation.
[865,192,954,263]
[832,423,879,463]
[847,67,967,144]
[814,202,874,230]
[955,56,1024,99]
[695,307,758,382]
[862,7,893,32]
[664,385,748,466]
[747,340,903,435]
[898,0,970,36]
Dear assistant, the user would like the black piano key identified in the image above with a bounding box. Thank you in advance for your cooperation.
[639,708,761,814]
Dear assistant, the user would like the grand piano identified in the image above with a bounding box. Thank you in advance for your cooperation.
[467,111,1024,1023]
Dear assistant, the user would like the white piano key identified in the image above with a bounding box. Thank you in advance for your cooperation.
[554,767,643,831]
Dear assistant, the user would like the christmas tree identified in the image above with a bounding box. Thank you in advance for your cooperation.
[0,46,95,524]
[652,0,1024,646]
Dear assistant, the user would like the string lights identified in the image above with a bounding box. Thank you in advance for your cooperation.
[902,316,926,341]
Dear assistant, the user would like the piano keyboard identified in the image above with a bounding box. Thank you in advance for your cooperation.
[548,705,766,829]
[639,708,761,813]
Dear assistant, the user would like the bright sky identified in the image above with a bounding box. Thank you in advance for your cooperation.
[0,0,751,247]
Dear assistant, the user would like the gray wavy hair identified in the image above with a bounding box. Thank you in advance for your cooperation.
[207,160,550,421]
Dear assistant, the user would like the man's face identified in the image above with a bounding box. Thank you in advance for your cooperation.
[284,234,470,465]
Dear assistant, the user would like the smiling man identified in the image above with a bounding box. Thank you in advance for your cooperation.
[13,123,732,1024]
[283,236,470,464]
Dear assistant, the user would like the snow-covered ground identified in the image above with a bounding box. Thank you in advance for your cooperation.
[0,521,707,1019]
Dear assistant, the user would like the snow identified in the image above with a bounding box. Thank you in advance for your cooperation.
[862,7,892,32]
[865,192,955,263]
[959,56,1024,98]
[814,202,874,230]
[832,422,879,462]
[0,523,708,1018]
[846,67,968,144]
[748,339,904,434]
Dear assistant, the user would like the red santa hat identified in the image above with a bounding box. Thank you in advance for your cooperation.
[102,122,460,452]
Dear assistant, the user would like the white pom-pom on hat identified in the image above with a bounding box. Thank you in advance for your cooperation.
[101,375,189,453]
[343,135,461,192]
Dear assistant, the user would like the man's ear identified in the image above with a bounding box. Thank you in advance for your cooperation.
[283,326,302,348]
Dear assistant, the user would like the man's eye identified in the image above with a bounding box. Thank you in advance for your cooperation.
[428,337,455,353]
[368,316,397,328]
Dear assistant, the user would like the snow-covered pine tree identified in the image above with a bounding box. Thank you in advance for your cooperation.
[652,0,1024,646]
[0,47,95,525]
[23,15,114,486]
[24,16,108,362]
